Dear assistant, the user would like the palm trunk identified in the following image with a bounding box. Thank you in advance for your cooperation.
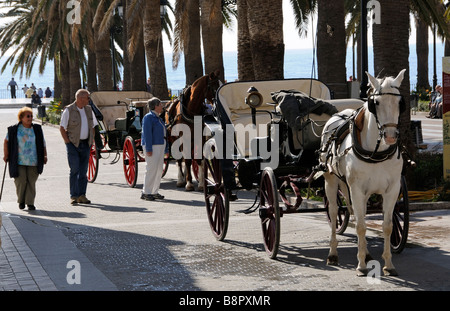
[130,28,147,92]
[373,0,410,148]
[93,10,113,91]
[60,53,71,107]
[69,49,81,102]
[200,0,224,82]
[122,0,131,91]
[184,0,204,85]
[143,0,169,99]
[237,0,254,81]
[317,0,347,98]
[246,0,284,80]
[87,50,98,92]
[416,17,430,90]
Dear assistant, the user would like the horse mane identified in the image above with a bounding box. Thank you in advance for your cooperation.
[166,100,178,117]
[188,75,209,115]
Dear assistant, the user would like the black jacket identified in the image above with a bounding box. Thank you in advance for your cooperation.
[7,123,45,178]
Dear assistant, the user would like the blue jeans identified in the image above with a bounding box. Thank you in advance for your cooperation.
[66,141,90,198]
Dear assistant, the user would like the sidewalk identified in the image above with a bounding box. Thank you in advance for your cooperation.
[0,109,117,291]
[0,205,118,291]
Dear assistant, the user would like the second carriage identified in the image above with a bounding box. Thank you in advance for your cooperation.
[87,91,170,187]
[202,78,410,259]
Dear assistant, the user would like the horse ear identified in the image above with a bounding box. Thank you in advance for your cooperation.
[391,69,406,88]
[366,71,380,91]
[210,69,220,80]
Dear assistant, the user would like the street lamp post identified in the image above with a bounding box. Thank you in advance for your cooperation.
[111,1,124,91]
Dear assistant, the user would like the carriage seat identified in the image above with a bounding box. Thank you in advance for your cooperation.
[90,91,153,131]
[272,90,364,151]
[98,105,127,130]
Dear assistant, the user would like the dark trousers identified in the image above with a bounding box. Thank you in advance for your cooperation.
[66,140,90,198]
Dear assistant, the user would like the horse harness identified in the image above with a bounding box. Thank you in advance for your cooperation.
[318,106,402,183]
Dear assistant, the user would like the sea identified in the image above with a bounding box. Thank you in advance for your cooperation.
[0,43,444,99]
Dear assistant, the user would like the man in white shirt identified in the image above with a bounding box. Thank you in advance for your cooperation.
[60,89,98,205]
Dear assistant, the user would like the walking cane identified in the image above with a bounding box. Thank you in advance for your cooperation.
[0,162,7,202]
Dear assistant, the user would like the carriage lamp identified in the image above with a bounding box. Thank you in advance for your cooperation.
[246,86,263,126]
[246,86,263,109]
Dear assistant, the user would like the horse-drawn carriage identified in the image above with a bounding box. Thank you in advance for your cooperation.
[202,73,410,276]
[87,91,169,187]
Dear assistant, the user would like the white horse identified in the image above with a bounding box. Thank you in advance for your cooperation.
[319,69,406,276]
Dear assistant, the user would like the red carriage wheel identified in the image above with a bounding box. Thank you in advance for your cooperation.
[325,189,350,235]
[259,167,280,259]
[123,136,138,188]
[203,157,229,241]
[87,141,99,183]
[391,175,409,253]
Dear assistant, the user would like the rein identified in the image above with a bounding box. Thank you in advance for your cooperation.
[350,108,399,163]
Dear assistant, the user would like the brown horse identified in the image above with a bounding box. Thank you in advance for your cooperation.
[165,70,221,191]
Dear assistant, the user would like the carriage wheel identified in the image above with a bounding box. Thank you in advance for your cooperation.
[87,141,99,183]
[325,190,350,235]
[161,153,170,178]
[391,175,409,253]
[123,136,138,188]
[203,157,229,241]
[259,167,280,259]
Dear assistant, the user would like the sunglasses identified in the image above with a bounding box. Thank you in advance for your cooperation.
[24,114,33,118]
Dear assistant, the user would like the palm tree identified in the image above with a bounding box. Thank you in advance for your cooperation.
[372,0,410,147]
[239,0,284,80]
[173,0,204,85]
[92,0,115,90]
[200,0,224,82]
[415,16,430,90]
[124,0,169,98]
[0,0,79,105]
[317,0,347,98]
[237,0,254,81]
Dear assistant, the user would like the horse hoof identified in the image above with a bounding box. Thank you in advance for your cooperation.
[356,268,368,277]
[177,182,186,188]
[383,267,398,276]
[197,186,204,192]
[327,255,339,266]
[186,185,195,191]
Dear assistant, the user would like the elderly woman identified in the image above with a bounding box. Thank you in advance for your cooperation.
[3,107,47,210]
[140,97,168,201]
